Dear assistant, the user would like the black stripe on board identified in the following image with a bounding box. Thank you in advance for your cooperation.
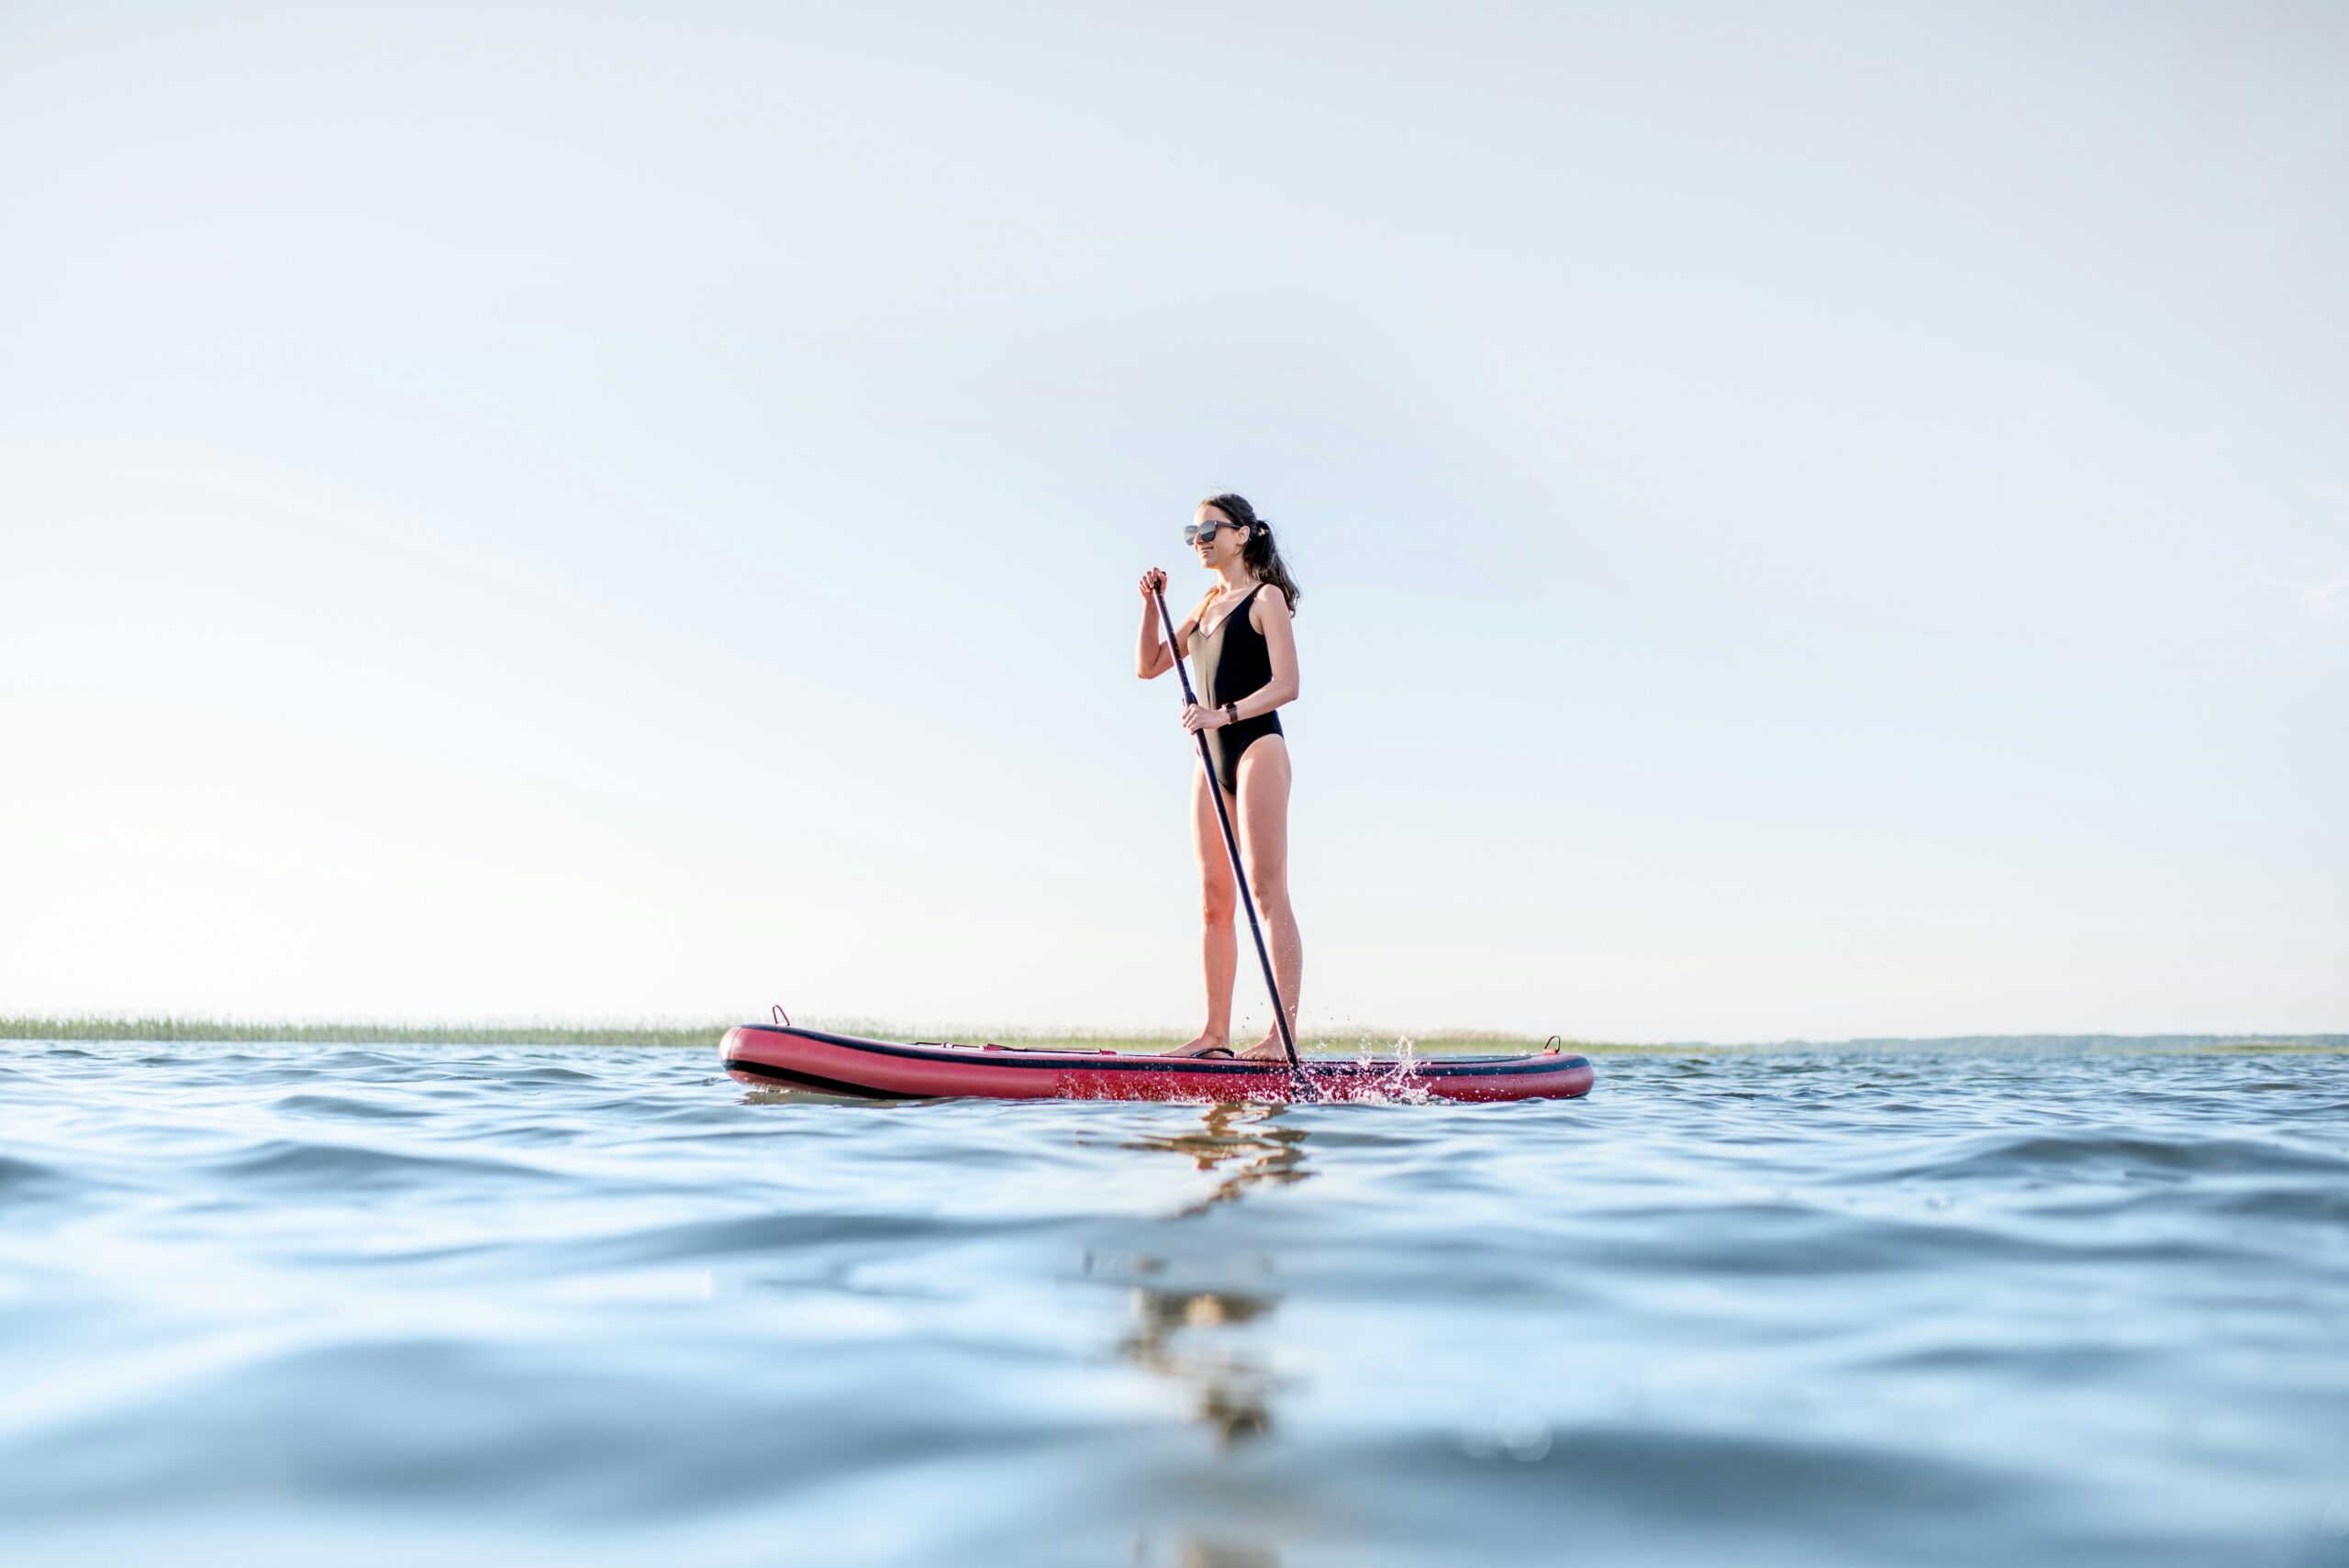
[729,1026,1588,1081]
[722,1059,932,1100]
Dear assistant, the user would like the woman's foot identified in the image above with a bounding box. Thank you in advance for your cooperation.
[1163,1033,1234,1058]
[1236,1034,1291,1062]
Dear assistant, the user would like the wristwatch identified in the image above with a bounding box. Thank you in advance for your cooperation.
[1223,702,1239,726]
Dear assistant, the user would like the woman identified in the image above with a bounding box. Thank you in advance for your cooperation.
[1134,493,1304,1060]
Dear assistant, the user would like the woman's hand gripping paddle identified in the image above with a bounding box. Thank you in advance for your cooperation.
[1152,584,1306,1080]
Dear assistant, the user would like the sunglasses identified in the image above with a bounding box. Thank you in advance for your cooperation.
[1182,520,1247,546]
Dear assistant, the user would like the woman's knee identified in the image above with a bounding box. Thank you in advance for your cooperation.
[1201,882,1238,926]
[1242,862,1287,904]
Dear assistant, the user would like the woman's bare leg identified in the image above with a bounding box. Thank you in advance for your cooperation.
[1233,737,1300,1061]
[1163,762,1240,1056]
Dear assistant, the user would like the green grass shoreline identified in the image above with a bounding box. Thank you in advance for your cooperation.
[0,1016,1571,1053]
[2,1018,2343,1054]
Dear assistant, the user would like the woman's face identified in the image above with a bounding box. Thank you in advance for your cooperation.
[1191,504,1249,570]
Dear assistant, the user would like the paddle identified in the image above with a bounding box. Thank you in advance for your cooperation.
[1152,584,1305,1076]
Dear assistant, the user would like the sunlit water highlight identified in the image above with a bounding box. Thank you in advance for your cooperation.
[3,1041,2346,1566]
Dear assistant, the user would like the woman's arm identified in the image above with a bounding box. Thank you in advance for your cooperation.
[1237,589,1300,717]
[1133,571,1204,679]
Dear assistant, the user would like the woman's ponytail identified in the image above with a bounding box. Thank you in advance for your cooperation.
[1203,492,1301,613]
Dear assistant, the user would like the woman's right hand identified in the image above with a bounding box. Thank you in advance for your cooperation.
[1138,567,1167,601]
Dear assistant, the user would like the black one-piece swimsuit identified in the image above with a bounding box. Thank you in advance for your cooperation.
[1193,583,1284,795]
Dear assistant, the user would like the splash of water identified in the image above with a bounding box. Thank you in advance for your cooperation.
[1331,1035,1437,1105]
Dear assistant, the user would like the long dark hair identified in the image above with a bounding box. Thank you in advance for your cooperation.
[1202,492,1300,612]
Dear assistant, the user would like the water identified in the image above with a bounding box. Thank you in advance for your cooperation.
[4,1041,2346,1567]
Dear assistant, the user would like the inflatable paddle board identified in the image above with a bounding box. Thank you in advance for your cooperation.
[720,1022,1595,1104]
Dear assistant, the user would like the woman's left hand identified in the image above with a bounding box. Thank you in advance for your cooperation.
[1180,702,1225,733]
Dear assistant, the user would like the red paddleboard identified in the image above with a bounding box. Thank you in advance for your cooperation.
[720,1023,1595,1104]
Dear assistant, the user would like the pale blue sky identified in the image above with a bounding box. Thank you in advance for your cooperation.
[3,2,2343,1040]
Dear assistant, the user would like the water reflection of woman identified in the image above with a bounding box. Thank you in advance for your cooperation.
[1105,1105,1315,1444]
[1136,1101,1312,1218]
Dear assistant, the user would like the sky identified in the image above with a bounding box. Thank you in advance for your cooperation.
[2,1,2344,1041]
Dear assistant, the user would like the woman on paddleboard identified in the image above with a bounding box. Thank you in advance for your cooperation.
[1135,494,1303,1061]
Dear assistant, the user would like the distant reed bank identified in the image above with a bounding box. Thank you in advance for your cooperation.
[2,1018,2339,1052]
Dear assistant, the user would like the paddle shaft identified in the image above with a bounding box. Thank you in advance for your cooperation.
[1152,584,1302,1073]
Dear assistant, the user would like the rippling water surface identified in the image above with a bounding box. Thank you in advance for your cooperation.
[4,1041,2347,1566]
